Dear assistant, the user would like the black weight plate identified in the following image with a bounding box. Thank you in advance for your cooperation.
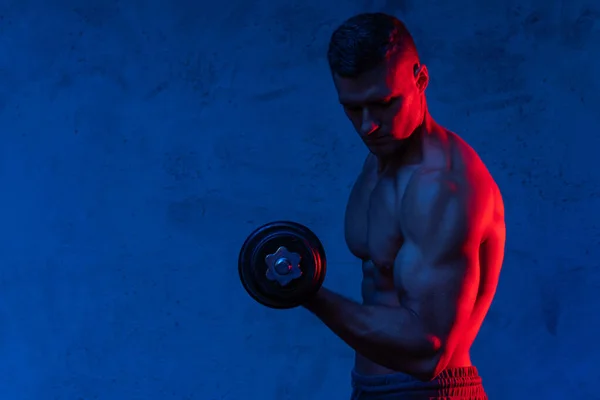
[238,221,327,309]
[239,221,326,308]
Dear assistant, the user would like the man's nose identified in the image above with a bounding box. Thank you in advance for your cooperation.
[360,109,379,136]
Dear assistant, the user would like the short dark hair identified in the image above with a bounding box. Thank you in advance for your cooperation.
[327,13,419,78]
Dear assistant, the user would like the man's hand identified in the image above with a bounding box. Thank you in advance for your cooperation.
[304,168,494,380]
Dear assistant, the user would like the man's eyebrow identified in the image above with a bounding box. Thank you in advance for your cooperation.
[340,94,396,106]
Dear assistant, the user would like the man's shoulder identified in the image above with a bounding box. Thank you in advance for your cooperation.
[428,129,496,190]
[406,131,497,208]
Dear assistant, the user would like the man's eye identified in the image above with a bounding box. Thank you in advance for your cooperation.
[377,98,395,108]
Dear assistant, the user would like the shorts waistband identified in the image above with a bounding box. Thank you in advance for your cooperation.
[351,366,487,398]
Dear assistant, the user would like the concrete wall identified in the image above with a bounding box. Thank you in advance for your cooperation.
[1,0,598,398]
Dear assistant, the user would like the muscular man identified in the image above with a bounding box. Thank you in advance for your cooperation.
[303,13,506,399]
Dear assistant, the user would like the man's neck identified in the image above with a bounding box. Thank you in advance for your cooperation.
[376,110,435,172]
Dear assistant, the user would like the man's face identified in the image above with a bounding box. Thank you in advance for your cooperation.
[333,58,427,156]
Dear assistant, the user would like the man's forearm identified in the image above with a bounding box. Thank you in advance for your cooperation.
[303,287,441,377]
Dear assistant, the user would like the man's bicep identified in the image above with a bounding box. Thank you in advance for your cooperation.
[393,238,479,338]
[395,169,489,344]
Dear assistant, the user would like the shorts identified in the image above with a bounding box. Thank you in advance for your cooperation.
[351,366,488,399]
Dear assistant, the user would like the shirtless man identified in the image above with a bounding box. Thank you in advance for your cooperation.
[303,13,506,399]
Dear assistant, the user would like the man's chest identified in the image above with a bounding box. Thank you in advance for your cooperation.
[344,165,417,266]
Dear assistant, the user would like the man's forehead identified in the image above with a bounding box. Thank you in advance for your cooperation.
[337,86,393,105]
[334,67,401,104]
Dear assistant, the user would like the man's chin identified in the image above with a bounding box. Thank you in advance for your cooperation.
[367,140,408,158]
[368,146,394,158]
[367,140,395,152]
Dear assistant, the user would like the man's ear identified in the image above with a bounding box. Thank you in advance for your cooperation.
[414,63,429,93]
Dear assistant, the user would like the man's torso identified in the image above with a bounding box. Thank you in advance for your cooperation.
[344,126,505,375]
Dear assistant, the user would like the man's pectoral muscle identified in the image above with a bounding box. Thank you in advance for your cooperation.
[304,168,490,380]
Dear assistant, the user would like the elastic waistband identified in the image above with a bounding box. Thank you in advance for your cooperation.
[352,366,486,397]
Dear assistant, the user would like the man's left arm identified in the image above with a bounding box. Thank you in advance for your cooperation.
[303,169,491,380]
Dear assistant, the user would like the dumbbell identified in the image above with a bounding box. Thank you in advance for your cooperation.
[238,221,327,309]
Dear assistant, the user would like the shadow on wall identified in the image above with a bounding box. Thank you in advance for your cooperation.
[0,0,598,399]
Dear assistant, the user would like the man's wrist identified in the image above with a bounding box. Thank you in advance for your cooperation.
[302,286,328,312]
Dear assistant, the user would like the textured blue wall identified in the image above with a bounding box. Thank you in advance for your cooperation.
[1,0,598,398]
